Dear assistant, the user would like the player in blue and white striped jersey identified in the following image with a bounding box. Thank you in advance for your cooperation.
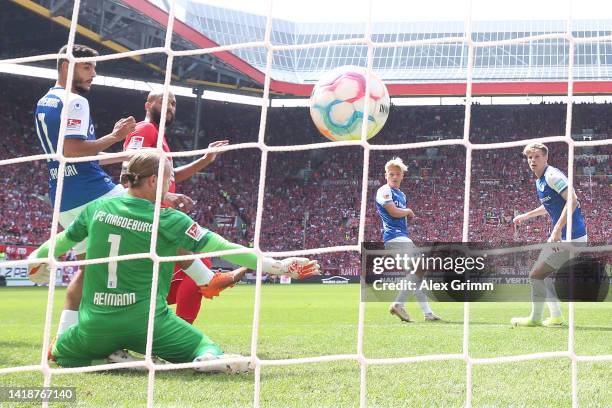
[375,157,440,322]
[511,142,588,327]
[35,44,136,238]
[34,44,135,337]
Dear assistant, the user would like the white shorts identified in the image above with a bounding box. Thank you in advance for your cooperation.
[384,237,417,273]
[536,235,588,271]
[58,185,126,255]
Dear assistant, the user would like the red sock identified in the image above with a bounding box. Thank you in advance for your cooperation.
[175,275,202,324]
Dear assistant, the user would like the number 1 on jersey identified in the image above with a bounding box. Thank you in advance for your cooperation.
[107,234,121,288]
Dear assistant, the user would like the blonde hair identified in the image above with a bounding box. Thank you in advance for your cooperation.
[384,157,407,173]
[120,152,162,187]
[522,142,548,156]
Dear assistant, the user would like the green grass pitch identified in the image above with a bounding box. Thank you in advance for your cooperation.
[1,285,610,407]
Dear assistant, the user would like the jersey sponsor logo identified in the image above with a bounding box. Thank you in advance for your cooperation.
[128,136,145,149]
[185,222,205,241]
[66,118,82,130]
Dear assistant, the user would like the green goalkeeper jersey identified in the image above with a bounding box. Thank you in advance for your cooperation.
[64,194,211,333]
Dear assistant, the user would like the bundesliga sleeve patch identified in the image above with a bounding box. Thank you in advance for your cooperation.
[66,118,82,130]
[185,222,206,241]
[127,136,144,149]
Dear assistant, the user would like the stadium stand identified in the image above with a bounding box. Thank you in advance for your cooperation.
[0,74,609,271]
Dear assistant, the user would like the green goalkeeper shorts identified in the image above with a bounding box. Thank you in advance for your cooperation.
[52,309,222,368]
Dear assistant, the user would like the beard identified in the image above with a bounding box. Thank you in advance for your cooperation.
[73,81,90,95]
[151,109,174,127]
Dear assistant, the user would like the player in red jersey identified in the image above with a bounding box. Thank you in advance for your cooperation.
[124,90,231,324]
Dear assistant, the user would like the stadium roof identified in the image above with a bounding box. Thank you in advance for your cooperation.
[4,0,612,97]
[168,0,612,84]
[134,0,612,95]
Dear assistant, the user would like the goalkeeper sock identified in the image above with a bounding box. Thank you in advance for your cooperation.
[57,310,78,336]
[530,278,546,321]
[544,277,563,318]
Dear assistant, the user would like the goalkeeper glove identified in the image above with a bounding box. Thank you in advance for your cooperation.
[28,251,50,285]
[263,257,321,279]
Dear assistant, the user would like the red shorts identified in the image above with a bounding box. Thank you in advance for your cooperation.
[166,257,213,304]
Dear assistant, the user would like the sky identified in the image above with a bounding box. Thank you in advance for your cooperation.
[183,0,612,23]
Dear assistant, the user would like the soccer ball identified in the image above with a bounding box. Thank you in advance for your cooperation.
[309,65,390,141]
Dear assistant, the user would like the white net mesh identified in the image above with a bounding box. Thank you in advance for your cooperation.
[0,0,611,407]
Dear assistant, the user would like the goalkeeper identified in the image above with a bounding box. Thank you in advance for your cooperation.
[28,151,320,371]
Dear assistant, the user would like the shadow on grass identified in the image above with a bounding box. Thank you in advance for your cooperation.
[0,340,38,348]
[574,325,612,332]
[412,320,612,331]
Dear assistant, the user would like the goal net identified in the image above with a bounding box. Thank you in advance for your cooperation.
[0,0,610,407]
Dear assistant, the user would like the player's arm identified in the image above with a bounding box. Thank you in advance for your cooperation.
[98,146,158,166]
[28,204,90,284]
[376,185,414,219]
[27,231,80,284]
[173,140,228,183]
[102,123,161,168]
[64,117,136,157]
[383,202,415,219]
[63,98,136,158]
[191,231,320,279]
[549,188,580,242]
[97,151,134,166]
[513,205,547,225]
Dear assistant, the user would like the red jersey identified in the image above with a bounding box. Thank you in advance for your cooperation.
[124,122,210,322]
[123,121,176,193]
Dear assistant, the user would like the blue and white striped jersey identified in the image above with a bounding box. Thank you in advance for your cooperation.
[536,165,586,240]
[375,184,410,242]
[35,87,115,211]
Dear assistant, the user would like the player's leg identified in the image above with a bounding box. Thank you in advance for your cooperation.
[167,265,203,324]
[414,266,441,321]
[51,324,120,368]
[386,240,439,322]
[543,275,564,326]
[385,240,412,321]
[539,237,588,327]
[512,246,563,327]
[125,310,218,363]
[175,275,202,324]
[56,185,126,337]
[166,267,183,306]
[56,242,86,337]
[128,311,250,373]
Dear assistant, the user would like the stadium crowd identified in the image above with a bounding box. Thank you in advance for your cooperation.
[0,75,609,273]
